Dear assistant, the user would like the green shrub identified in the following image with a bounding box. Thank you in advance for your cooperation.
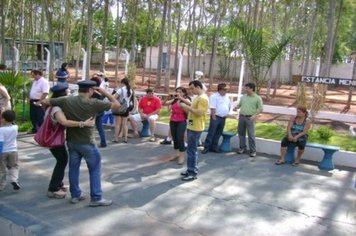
[316,126,334,143]
[18,121,32,132]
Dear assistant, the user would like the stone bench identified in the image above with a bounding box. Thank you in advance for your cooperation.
[285,142,340,170]
[140,120,150,137]
[219,131,237,152]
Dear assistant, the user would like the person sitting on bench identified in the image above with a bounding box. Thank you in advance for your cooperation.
[275,106,311,166]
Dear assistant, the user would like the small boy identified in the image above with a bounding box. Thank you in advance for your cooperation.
[0,110,20,191]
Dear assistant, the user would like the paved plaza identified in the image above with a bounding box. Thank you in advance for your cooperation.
[0,128,355,236]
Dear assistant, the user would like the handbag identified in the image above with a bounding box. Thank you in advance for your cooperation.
[34,107,65,148]
[112,88,129,115]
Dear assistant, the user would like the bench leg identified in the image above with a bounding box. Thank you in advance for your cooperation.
[318,149,337,171]
[285,145,296,164]
[220,135,232,152]
[140,120,150,137]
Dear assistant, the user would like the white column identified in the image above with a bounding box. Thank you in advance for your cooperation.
[123,49,130,76]
[81,48,87,80]
[13,46,19,72]
[176,51,183,87]
[315,57,320,76]
[44,48,50,79]
[237,58,245,103]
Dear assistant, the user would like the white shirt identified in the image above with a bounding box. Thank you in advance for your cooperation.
[0,125,18,152]
[29,77,49,100]
[116,87,133,106]
[209,92,231,117]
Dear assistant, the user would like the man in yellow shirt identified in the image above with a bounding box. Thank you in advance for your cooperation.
[179,80,209,181]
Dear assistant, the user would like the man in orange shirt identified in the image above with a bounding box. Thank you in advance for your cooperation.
[129,89,161,142]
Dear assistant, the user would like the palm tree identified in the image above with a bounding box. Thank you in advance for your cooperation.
[234,21,291,93]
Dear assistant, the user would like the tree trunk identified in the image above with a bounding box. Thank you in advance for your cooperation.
[85,0,94,80]
[114,0,124,84]
[208,2,225,88]
[174,0,182,86]
[344,59,356,113]
[164,0,172,92]
[100,0,109,72]
[156,0,167,88]
[265,0,276,100]
[43,0,55,80]
[190,0,198,81]
[320,0,336,77]
[75,2,85,80]
[0,0,5,64]
[129,0,139,64]
[141,0,153,85]
[303,1,319,75]
[273,3,291,96]
[63,0,72,62]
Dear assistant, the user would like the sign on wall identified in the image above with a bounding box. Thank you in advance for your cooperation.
[292,75,356,87]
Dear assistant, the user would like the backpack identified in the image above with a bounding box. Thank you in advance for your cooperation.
[127,90,134,112]
[112,88,129,115]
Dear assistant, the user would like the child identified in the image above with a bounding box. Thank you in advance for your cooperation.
[0,110,20,191]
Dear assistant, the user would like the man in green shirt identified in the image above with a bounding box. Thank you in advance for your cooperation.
[236,83,263,157]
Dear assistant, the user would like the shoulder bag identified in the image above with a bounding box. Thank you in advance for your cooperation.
[34,107,65,148]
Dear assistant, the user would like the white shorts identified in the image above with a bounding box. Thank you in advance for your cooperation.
[130,113,159,123]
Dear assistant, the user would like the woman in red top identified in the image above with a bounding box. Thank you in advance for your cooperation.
[165,87,191,164]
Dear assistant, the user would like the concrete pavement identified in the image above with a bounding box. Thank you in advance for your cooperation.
[0,128,355,236]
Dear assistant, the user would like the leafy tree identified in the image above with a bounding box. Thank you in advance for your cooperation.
[233,21,291,93]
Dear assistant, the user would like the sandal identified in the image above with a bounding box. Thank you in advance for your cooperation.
[275,160,285,165]
[112,139,119,143]
[292,162,300,167]
[149,137,157,142]
[169,156,179,161]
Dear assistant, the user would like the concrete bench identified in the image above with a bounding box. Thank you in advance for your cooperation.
[219,131,237,152]
[285,143,340,170]
[140,120,150,137]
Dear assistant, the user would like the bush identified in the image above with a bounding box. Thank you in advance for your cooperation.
[316,126,334,143]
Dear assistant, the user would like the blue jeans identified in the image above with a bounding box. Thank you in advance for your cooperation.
[186,130,202,177]
[67,142,102,201]
[204,116,226,151]
[95,113,107,146]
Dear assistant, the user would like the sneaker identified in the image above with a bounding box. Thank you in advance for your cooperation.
[181,175,197,181]
[89,198,113,207]
[70,195,86,204]
[47,190,66,199]
[250,151,256,157]
[11,182,21,190]
[160,139,172,145]
[180,171,189,177]
[236,149,245,154]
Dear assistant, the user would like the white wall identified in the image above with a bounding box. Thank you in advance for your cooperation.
[144,47,354,82]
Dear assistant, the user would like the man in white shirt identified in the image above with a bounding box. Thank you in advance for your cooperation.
[202,83,231,154]
[28,70,49,134]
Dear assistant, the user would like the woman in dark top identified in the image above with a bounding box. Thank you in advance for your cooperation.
[55,63,69,83]
[275,106,311,166]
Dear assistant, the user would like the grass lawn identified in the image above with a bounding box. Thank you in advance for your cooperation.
[158,108,356,152]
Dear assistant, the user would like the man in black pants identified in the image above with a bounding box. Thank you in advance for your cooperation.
[28,70,49,134]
